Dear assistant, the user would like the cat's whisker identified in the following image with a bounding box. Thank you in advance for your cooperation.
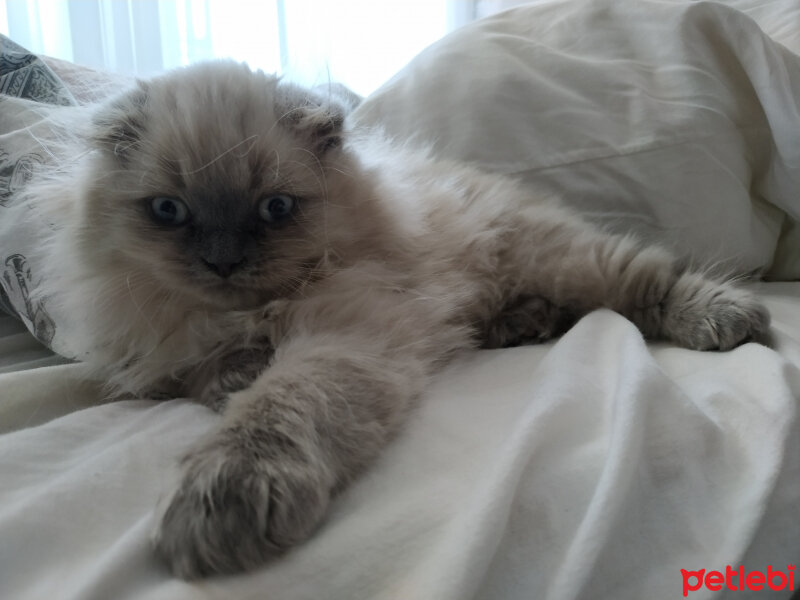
[322,165,354,178]
[272,105,308,129]
[272,149,281,183]
[22,126,61,162]
[285,148,331,253]
[256,104,313,151]
[123,274,162,337]
[321,156,356,178]
[283,158,326,196]
[179,135,261,176]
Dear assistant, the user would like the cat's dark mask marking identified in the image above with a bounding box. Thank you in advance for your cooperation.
[194,228,247,278]
[85,65,348,295]
[183,194,265,279]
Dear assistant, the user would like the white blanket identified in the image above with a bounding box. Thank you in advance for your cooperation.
[1,1,799,599]
[0,284,798,600]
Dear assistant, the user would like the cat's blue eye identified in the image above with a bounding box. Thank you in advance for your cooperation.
[150,197,189,226]
[259,194,294,223]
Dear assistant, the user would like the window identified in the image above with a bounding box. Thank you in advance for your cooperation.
[0,0,487,95]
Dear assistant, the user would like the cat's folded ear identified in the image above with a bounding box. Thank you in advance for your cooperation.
[91,81,150,159]
[275,82,351,154]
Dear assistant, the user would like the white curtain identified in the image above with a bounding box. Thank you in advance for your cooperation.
[0,0,480,95]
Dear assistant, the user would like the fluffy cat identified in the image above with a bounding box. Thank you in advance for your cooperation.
[22,61,768,578]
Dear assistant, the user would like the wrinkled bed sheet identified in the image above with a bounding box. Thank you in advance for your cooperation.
[0,1,799,599]
[0,284,798,600]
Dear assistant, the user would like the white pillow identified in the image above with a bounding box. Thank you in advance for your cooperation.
[352,0,800,279]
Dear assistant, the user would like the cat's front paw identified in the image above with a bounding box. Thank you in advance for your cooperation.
[661,274,770,351]
[154,430,333,578]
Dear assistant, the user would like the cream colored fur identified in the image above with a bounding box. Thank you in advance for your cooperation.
[17,61,769,577]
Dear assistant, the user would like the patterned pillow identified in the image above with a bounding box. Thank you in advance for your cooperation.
[0,35,75,350]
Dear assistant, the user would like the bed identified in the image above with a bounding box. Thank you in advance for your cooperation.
[1,1,798,599]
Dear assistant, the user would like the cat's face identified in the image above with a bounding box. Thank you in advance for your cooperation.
[79,61,366,309]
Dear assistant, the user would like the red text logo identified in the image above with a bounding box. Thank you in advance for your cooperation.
[681,565,795,596]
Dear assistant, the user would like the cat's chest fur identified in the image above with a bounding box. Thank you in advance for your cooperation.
[65,261,285,397]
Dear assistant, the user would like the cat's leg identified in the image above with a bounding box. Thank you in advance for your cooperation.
[490,205,769,350]
[154,286,471,578]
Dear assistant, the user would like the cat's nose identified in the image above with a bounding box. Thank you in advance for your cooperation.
[198,230,246,278]
[202,258,243,278]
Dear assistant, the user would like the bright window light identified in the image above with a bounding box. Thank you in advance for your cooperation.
[1,0,472,95]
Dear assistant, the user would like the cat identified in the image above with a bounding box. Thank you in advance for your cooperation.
[21,60,768,578]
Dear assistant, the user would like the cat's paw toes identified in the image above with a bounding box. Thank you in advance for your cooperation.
[154,438,332,578]
[662,275,770,351]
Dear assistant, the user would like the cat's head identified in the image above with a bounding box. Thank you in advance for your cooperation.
[78,61,373,310]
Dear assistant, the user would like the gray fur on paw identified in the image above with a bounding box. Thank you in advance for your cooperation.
[153,428,333,578]
[662,275,770,351]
